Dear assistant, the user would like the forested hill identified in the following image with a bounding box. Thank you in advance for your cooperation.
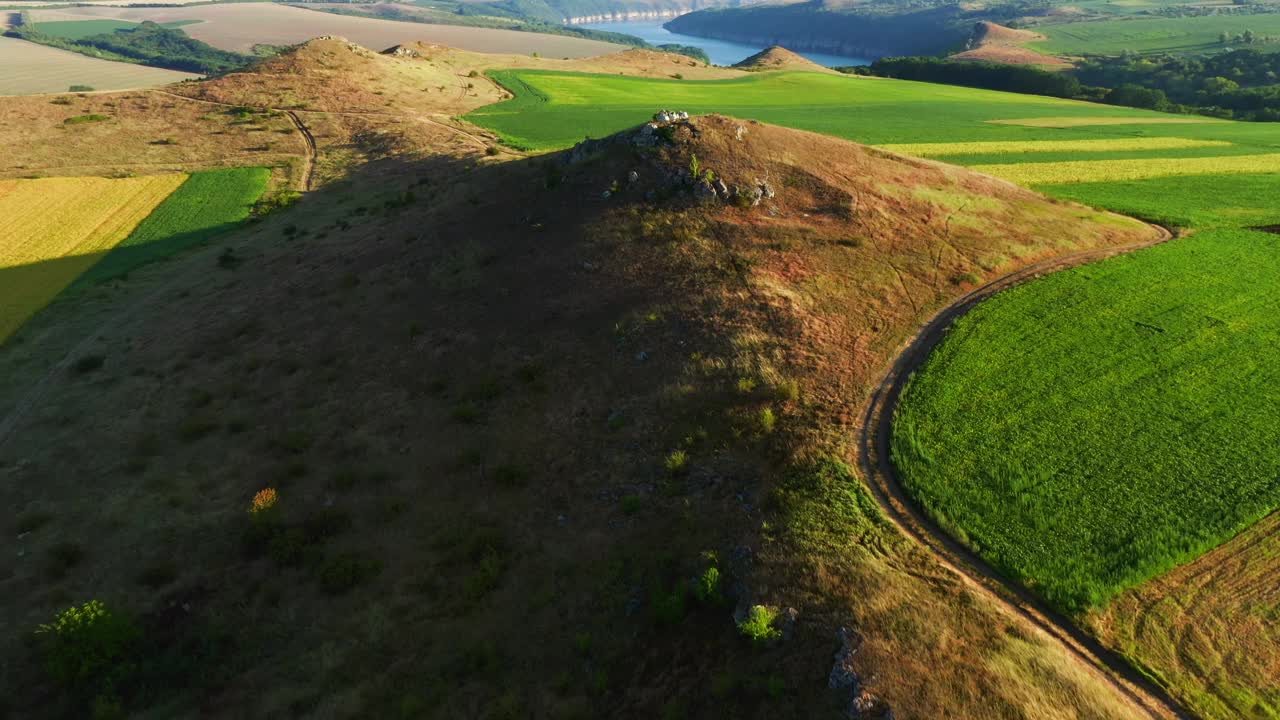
[665,2,973,59]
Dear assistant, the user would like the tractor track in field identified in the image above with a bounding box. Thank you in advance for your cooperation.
[856,220,1193,720]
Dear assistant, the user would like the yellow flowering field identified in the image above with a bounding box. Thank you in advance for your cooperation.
[0,174,186,342]
[972,153,1280,185]
[882,137,1232,157]
[986,116,1225,128]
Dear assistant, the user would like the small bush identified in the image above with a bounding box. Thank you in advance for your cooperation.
[68,85,95,92]
[316,553,381,595]
[47,541,84,578]
[491,464,528,487]
[738,605,781,645]
[774,380,801,403]
[35,600,139,690]
[664,449,688,475]
[694,566,722,605]
[64,114,109,125]
[653,585,687,626]
[16,510,53,534]
[71,355,105,375]
[620,495,642,515]
[758,407,777,434]
[736,377,757,394]
[951,271,982,286]
[134,561,177,589]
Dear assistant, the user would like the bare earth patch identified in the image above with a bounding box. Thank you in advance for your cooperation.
[950,22,1071,68]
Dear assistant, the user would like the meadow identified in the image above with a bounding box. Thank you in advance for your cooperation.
[1030,13,1280,56]
[466,66,1280,716]
[77,167,271,285]
[0,35,196,95]
[0,174,186,342]
[0,168,268,344]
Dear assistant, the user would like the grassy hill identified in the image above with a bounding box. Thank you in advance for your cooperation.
[0,43,1160,720]
[466,63,1280,718]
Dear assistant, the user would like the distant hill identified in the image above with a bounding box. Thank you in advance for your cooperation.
[665,1,974,60]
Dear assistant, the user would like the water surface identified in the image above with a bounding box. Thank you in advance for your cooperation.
[579,19,870,67]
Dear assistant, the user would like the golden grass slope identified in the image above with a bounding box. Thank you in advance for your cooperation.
[883,137,1232,157]
[0,174,185,341]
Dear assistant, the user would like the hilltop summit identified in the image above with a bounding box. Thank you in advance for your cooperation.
[734,46,838,73]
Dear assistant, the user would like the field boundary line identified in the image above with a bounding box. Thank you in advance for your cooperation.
[857,221,1194,720]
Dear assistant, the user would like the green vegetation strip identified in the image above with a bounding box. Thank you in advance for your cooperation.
[77,167,270,286]
[1031,14,1280,56]
[893,226,1280,612]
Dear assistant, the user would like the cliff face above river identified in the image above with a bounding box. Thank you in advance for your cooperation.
[665,2,970,59]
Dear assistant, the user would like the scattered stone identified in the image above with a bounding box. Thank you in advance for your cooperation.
[601,190,612,199]
[653,109,691,123]
[713,178,729,199]
[780,606,799,640]
[735,124,748,141]
[627,170,639,184]
[828,627,862,690]
[635,351,649,362]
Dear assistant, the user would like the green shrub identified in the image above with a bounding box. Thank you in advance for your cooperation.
[35,600,139,690]
[71,355,105,374]
[620,495,642,514]
[47,541,84,578]
[652,585,687,625]
[758,407,777,434]
[68,85,94,92]
[693,566,722,605]
[737,605,781,645]
[664,449,688,475]
[64,114,109,125]
[317,553,382,595]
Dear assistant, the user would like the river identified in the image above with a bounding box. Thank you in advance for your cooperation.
[577,19,870,68]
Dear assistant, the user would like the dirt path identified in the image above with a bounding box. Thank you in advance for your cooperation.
[856,222,1193,719]
[284,109,316,191]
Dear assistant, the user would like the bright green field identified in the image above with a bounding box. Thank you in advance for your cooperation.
[469,66,1280,611]
[32,19,198,40]
[468,70,1280,155]
[76,167,270,286]
[1031,14,1280,55]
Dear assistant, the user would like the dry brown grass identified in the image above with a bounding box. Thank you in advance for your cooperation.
[950,21,1072,68]
[0,90,1160,718]
[734,46,839,74]
[0,89,301,181]
[1090,511,1280,720]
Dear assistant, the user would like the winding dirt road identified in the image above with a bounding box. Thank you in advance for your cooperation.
[856,223,1193,719]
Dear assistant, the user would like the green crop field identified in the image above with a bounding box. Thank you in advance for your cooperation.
[76,167,270,286]
[32,19,198,41]
[468,65,1280,714]
[892,225,1280,611]
[1030,14,1280,56]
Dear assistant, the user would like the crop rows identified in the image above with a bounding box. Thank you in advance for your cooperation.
[0,174,186,341]
[79,167,271,286]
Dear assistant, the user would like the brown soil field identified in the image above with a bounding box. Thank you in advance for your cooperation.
[950,21,1071,68]
[0,36,197,96]
[28,2,624,56]
[1090,511,1280,720]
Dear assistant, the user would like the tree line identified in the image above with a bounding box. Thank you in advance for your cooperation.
[846,53,1280,121]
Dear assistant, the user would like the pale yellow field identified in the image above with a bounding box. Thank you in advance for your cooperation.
[0,174,186,341]
[987,116,1225,128]
[883,137,1232,157]
[973,153,1280,184]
